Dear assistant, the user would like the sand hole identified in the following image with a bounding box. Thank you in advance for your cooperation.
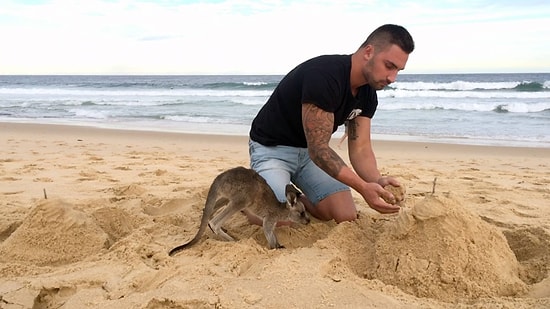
[0,221,21,242]
[33,286,77,309]
[92,207,137,245]
[145,297,219,309]
[203,213,334,250]
[250,221,334,250]
[503,227,550,285]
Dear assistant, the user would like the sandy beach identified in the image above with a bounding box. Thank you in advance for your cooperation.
[1,122,549,308]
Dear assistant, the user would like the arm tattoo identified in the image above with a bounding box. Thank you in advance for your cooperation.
[347,119,358,140]
[302,104,346,178]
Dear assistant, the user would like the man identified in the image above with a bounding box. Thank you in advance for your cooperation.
[248,24,414,223]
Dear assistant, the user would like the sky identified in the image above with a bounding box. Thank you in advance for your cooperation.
[1,0,549,75]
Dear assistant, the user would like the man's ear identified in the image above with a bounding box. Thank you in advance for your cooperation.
[364,44,374,61]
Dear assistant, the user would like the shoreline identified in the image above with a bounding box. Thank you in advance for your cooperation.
[2,120,549,151]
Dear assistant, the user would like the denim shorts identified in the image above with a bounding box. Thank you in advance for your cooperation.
[249,140,349,205]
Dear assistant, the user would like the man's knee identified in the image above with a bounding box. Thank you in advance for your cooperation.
[332,207,358,223]
[316,192,357,223]
[311,204,356,223]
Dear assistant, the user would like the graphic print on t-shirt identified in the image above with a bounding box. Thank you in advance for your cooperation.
[346,108,362,120]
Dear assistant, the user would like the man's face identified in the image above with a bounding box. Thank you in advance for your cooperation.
[363,44,409,90]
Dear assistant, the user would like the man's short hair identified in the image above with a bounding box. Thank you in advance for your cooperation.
[360,24,415,54]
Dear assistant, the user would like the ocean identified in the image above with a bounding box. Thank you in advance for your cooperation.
[0,73,549,148]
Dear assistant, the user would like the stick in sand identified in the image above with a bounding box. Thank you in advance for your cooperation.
[431,177,438,195]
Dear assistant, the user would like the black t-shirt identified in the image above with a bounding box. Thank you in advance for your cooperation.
[250,54,378,147]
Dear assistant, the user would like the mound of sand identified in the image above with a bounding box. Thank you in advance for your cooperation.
[0,199,109,266]
[326,193,528,302]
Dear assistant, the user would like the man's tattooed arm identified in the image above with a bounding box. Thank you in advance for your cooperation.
[347,118,358,140]
[302,103,347,178]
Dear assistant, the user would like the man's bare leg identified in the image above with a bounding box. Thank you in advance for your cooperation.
[303,191,357,223]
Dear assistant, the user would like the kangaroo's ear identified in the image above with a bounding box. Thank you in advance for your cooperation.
[285,184,301,206]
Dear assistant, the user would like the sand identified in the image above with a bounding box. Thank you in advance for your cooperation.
[0,122,549,308]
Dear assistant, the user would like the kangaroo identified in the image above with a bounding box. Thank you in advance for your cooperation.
[169,166,310,256]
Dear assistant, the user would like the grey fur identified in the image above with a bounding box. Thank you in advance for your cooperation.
[169,166,310,256]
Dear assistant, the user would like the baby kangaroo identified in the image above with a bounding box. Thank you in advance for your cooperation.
[169,166,310,256]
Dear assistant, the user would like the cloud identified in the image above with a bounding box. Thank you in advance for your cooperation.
[0,0,549,74]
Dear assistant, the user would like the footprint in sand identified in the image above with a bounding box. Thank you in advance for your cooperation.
[33,177,54,182]
[78,169,105,181]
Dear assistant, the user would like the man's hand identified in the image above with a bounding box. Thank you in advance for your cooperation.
[360,182,401,214]
[377,176,401,188]
[377,176,405,203]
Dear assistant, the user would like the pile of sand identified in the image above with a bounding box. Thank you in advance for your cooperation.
[0,199,109,266]
[318,193,528,302]
[378,194,527,300]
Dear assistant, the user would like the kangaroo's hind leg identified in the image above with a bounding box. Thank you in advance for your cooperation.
[208,200,243,241]
[262,216,282,249]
